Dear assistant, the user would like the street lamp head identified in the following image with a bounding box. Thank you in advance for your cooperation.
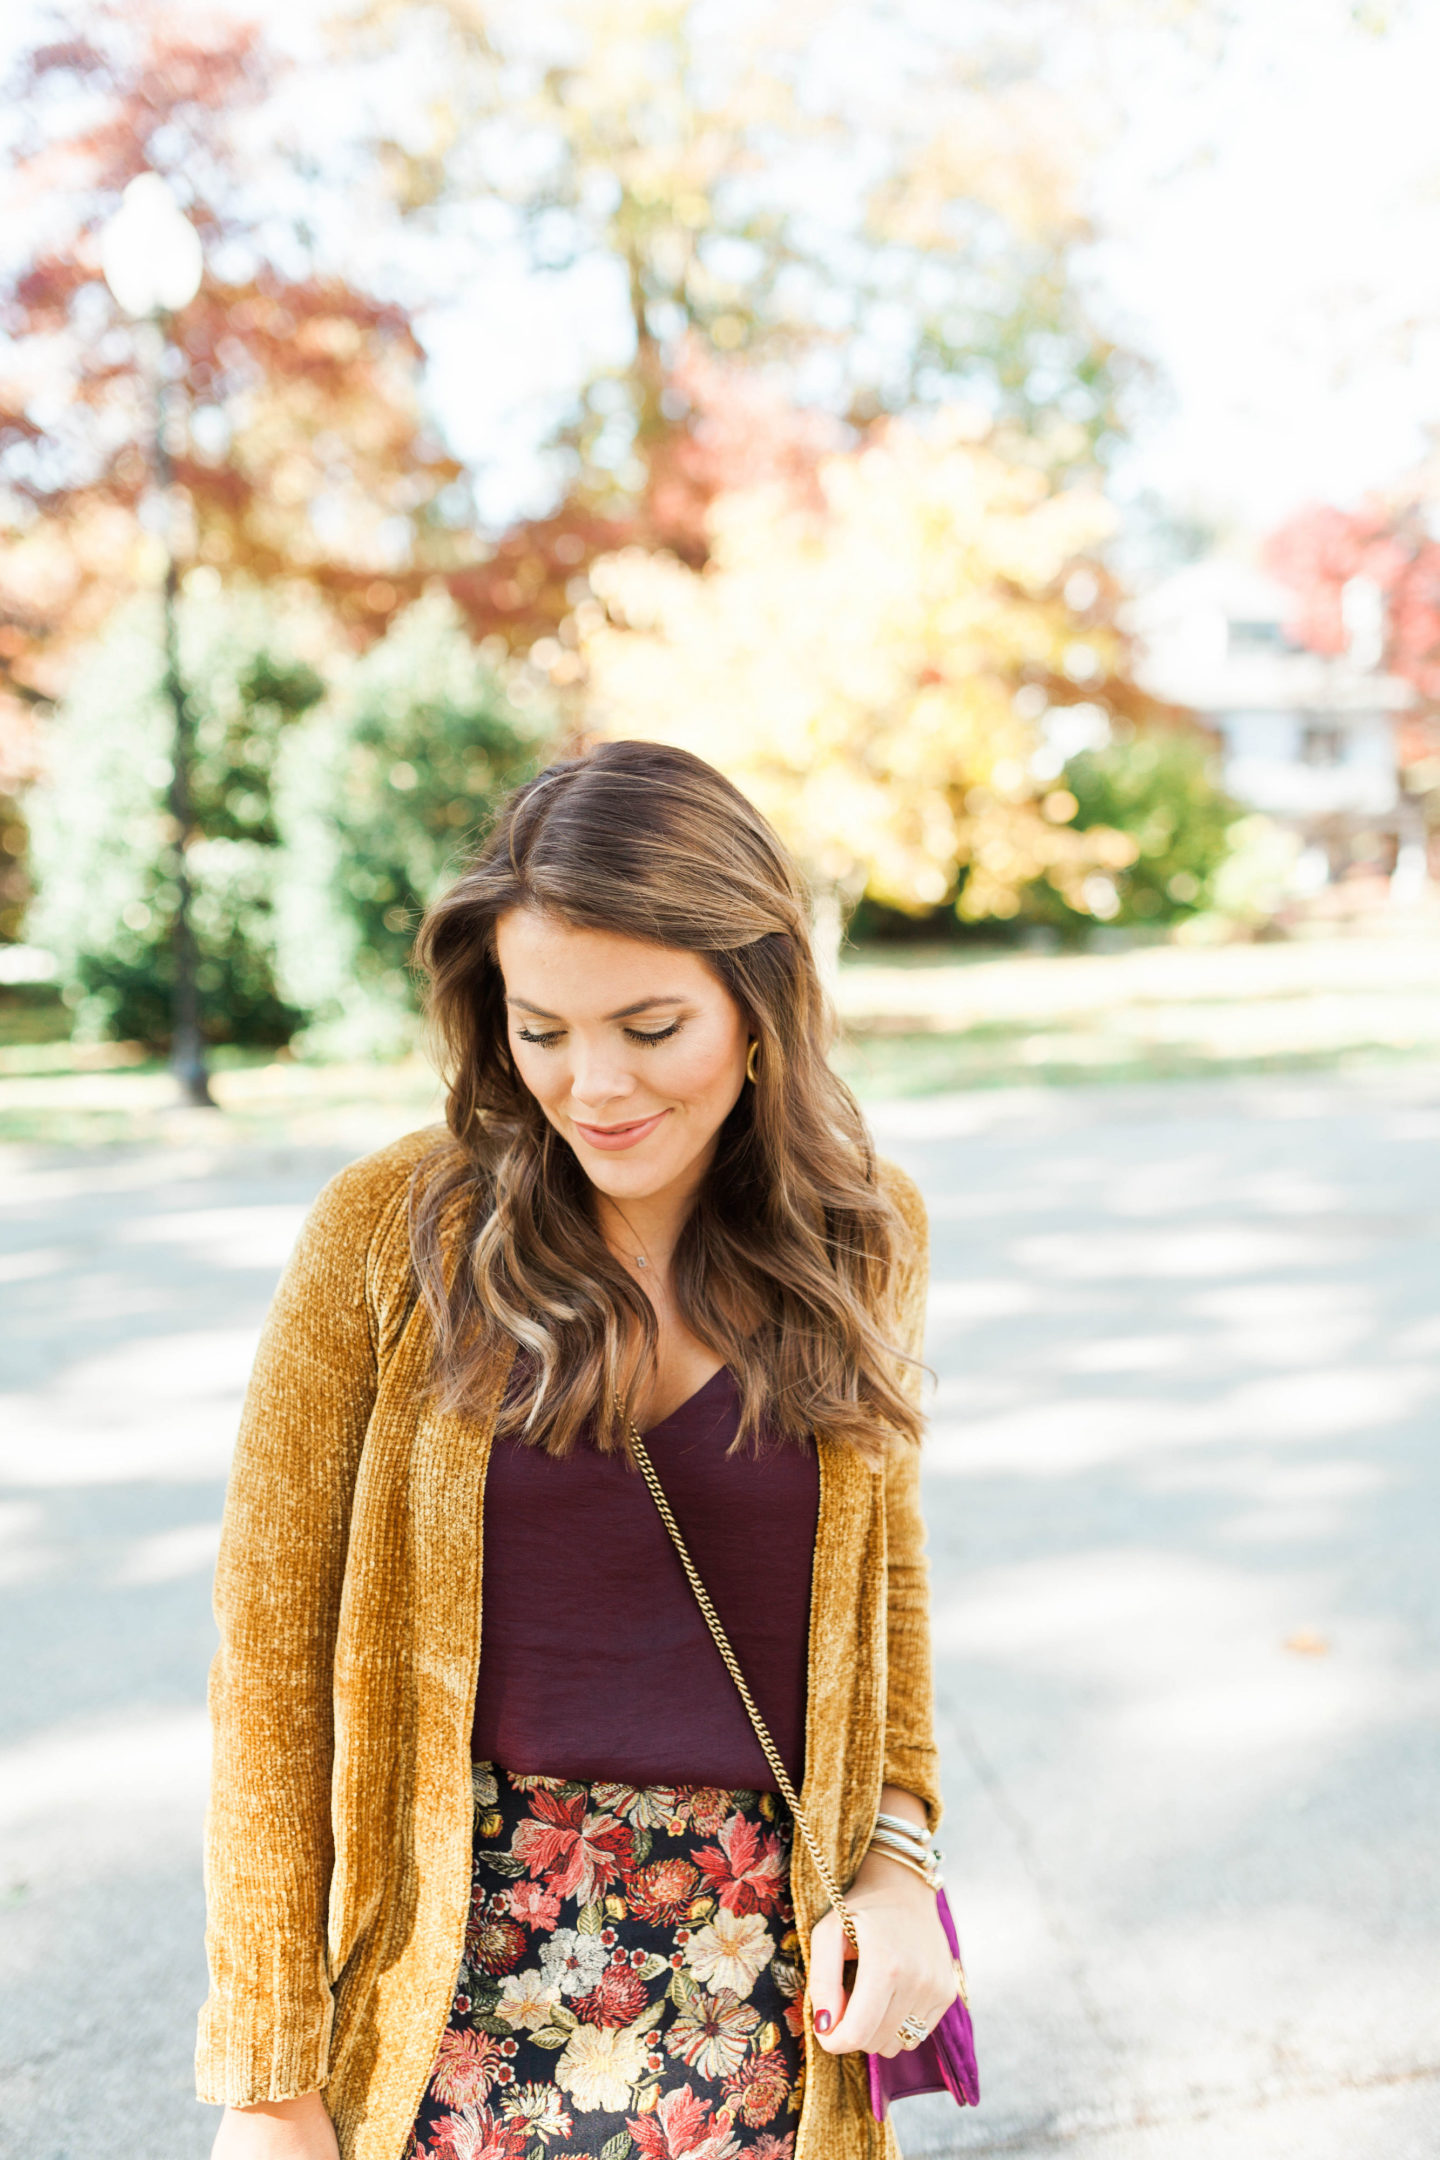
[101,173,203,317]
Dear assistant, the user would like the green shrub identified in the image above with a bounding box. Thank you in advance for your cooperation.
[27,591,556,1056]
[295,595,555,1048]
[1029,729,1243,933]
[27,594,325,1047]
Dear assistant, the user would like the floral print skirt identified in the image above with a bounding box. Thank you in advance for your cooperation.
[406,1761,805,2160]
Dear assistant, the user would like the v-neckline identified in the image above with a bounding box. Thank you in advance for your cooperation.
[639,1364,732,1439]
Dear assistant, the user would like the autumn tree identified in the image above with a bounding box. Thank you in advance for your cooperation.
[0,4,475,711]
[579,406,1186,958]
[0,6,563,1035]
[338,0,1138,641]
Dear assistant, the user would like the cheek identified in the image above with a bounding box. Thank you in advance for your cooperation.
[665,1028,745,1109]
[508,1037,565,1104]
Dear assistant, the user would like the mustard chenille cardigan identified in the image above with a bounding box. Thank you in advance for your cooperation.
[196,1127,941,2160]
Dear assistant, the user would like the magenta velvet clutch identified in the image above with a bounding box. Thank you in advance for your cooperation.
[867,1889,980,2117]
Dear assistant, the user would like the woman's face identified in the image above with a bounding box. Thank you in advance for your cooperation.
[495,908,751,1208]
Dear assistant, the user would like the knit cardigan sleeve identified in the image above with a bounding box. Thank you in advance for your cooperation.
[196,1141,419,2106]
[876,1159,943,1831]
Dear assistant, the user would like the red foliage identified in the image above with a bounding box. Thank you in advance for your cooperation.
[1265,498,1440,700]
[0,8,866,688]
[445,504,634,649]
[644,336,842,563]
[444,339,840,646]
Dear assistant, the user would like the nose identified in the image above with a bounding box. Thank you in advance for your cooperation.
[567,1034,639,1113]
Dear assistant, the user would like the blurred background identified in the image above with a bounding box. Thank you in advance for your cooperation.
[1,2,1438,2156]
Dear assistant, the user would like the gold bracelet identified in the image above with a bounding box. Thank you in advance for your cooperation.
[864,1841,940,1891]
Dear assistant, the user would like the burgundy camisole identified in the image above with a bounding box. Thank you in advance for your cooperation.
[471,1368,819,1791]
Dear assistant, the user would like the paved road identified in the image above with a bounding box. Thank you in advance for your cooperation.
[1,1070,1438,2159]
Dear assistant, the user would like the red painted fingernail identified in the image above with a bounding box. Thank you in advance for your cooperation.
[814,2008,832,2034]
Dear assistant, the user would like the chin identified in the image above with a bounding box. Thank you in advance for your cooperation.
[570,1127,707,1198]
[582,1154,680,1198]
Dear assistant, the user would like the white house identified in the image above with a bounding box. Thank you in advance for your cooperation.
[1128,559,1424,892]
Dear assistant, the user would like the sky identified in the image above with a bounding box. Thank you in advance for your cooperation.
[9,0,1440,556]
[1089,0,1440,541]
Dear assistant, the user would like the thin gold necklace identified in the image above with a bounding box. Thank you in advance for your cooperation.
[605,1199,657,1274]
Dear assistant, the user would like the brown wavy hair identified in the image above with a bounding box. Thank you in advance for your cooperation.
[410,739,920,1461]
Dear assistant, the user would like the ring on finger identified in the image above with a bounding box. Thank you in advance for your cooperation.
[896,2013,929,2049]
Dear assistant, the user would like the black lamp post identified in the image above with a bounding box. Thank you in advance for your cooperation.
[101,175,213,1107]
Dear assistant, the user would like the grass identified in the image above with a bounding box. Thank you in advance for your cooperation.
[0,1045,443,1151]
[832,1027,1440,1098]
[3,929,1439,1148]
[0,990,71,1049]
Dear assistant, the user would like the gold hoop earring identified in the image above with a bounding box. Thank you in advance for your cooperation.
[746,1038,760,1084]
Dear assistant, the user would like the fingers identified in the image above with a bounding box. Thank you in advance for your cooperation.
[817,1959,955,2059]
[805,1906,851,2040]
[820,1934,898,2056]
[857,1989,955,2060]
[810,1899,962,2057]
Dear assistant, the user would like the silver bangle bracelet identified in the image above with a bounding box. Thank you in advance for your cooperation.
[875,1812,936,1852]
[869,1823,932,1854]
[870,1821,943,1869]
[875,1810,930,1840]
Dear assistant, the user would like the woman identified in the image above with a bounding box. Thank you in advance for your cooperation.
[201,741,957,2160]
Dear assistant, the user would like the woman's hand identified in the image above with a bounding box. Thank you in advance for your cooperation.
[211,2092,340,2160]
[806,1829,957,2060]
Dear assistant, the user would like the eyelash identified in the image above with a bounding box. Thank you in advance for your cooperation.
[515,1021,684,1050]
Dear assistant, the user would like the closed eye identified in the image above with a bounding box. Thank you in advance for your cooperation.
[515,1020,684,1049]
[624,1021,682,1045]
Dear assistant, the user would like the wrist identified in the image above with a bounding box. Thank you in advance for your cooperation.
[862,1805,943,1893]
[228,2092,328,2120]
[851,1845,939,1901]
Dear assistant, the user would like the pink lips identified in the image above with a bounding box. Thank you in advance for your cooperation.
[571,1110,669,1152]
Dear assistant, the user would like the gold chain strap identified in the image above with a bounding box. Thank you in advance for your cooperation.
[626,1420,860,1949]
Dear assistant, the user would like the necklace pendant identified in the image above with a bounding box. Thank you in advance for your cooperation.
[635,1255,647,1267]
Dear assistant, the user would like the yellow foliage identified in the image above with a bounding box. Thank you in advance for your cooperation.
[581,409,1132,922]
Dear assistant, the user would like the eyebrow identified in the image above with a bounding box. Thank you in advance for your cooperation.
[506,994,690,1022]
